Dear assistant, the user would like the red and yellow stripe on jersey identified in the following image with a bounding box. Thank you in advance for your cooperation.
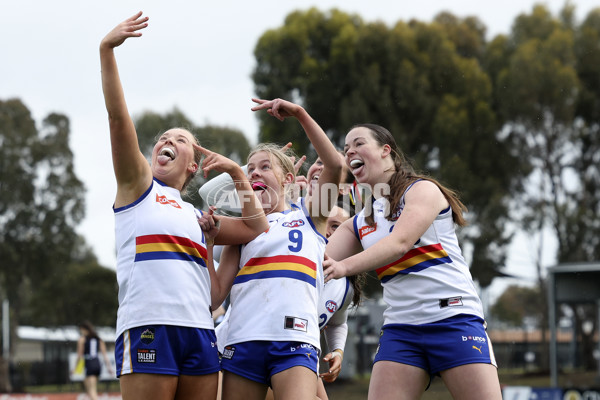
[376,243,451,283]
[234,255,317,287]
[134,234,207,267]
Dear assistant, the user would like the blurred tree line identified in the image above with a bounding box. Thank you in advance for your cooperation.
[1,3,599,386]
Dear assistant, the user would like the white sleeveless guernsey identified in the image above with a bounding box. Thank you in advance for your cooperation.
[354,185,484,326]
[224,198,326,350]
[114,179,213,338]
[318,277,353,330]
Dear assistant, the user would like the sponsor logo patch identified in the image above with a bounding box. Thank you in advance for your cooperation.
[284,316,308,332]
[439,296,463,308]
[137,349,156,363]
[140,328,155,344]
[156,193,181,209]
[222,345,235,360]
[283,219,304,228]
[359,224,377,239]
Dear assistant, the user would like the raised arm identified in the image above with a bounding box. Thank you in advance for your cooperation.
[195,144,269,244]
[251,98,342,227]
[100,12,152,206]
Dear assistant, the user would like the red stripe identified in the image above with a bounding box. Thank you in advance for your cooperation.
[245,255,316,270]
[376,243,444,275]
[136,234,207,258]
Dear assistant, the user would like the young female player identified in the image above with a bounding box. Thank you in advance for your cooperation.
[206,98,343,400]
[100,12,268,400]
[323,124,502,400]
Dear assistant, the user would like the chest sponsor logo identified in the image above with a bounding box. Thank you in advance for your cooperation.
[222,345,235,360]
[137,349,156,363]
[325,300,338,313]
[140,328,155,344]
[283,219,304,228]
[156,193,181,209]
[359,224,377,239]
[439,296,463,308]
[284,316,308,332]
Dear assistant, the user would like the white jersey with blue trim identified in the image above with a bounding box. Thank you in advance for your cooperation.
[354,186,484,326]
[114,179,213,338]
[224,198,326,350]
[318,277,353,330]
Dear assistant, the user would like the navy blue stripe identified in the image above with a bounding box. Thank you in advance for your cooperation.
[233,269,316,287]
[135,251,207,267]
[380,256,452,283]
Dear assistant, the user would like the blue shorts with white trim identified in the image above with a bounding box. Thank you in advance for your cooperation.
[115,325,220,377]
[220,340,318,385]
[373,314,497,375]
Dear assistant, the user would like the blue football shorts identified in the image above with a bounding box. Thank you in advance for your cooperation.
[220,340,319,385]
[115,325,220,377]
[373,314,497,375]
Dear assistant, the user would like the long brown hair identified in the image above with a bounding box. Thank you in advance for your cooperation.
[353,124,467,227]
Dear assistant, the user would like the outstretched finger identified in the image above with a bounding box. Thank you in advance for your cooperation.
[193,143,213,156]
[280,142,293,152]
[250,98,270,111]
[294,155,307,174]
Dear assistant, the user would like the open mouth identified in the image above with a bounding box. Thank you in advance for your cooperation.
[159,147,175,160]
[252,182,267,191]
[350,159,364,173]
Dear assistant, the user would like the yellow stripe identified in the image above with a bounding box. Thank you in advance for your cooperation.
[238,262,316,278]
[378,249,449,278]
[136,242,203,258]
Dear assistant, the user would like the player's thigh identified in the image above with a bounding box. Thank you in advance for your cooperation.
[120,373,178,400]
[271,366,318,400]
[221,370,268,400]
[368,361,429,400]
[175,373,219,400]
[440,363,502,400]
[316,377,328,400]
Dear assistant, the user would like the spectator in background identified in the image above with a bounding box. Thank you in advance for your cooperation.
[72,321,113,400]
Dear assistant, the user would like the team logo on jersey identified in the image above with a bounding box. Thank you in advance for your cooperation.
[439,296,463,308]
[283,219,304,228]
[359,224,377,239]
[156,194,181,209]
[137,349,156,363]
[284,316,308,332]
[391,205,402,221]
[140,328,155,344]
[325,300,338,313]
[222,345,235,359]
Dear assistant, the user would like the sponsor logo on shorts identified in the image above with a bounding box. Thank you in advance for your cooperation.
[359,224,377,239]
[285,316,308,332]
[439,296,463,308]
[222,346,235,360]
[325,300,338,313]
[462,335,487,344]
[283,219,304,228]
[137,349,156,363]
[140,328,155,344]
[156,194,181,209]
[472,345,483,354]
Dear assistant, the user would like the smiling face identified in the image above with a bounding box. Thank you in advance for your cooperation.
[247,150,293,214]
[344,126,395,187]
[151,128,198,190]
